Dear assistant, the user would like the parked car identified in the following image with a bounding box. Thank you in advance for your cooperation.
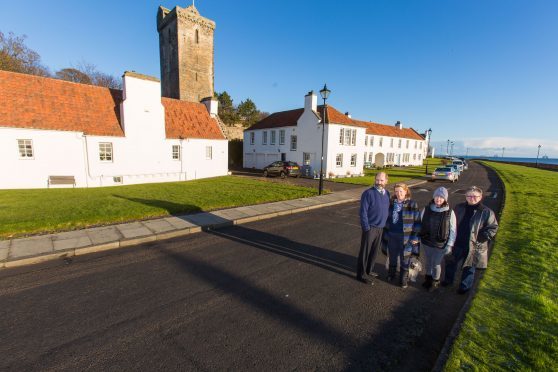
[263,161,300,178]
[452,160,465,172]
[431,167,458,182]
[448,164,461,177]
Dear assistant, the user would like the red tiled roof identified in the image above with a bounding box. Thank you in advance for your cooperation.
[162,98,224,140]
[0,70,225,140]
[0,70,123,136]
[246,103,424,140]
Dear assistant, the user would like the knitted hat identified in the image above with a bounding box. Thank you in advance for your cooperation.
[433,187,448,201]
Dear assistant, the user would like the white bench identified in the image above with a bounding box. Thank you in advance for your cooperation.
[48,176,76,188]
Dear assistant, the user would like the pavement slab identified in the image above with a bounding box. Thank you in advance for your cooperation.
[117,222,153,239]
[9,236,53,259]
[164,216,199,230]
[182,212,231,227]
[0,241,9,261]
[142,219,177,234]
[211,209,250,220]
[53,231,93,252]
[86,226,123,245]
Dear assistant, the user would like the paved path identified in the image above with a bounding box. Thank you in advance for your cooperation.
[0,178,426,269]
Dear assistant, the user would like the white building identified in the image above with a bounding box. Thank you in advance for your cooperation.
[243,91,429,177]
[0,70,228,189]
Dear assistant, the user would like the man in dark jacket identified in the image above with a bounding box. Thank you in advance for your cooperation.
[442,186,499,294]
[357,172,390,285]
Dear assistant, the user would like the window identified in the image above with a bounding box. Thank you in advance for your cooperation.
[172,145,180,160]
[420,142,423,149]
[406,140,409,149]
[414,141,418,149]
[351,129,356,146]
[303,152,311,165]
[364,152,367,163]
[365,136,368,146]
[351,154,357,167]
[336,153,343,167]
[270,130,276,145]
[206,146,213,159]
[113,176,123,184]
[262,131,268,145]
[390,138,394,148]
[413,153,417,160]
[370,136,374,147]
[368,152,373,162]
[279,130,286,145]
[344,129,351,145]
[17,139,33,158]
[418,154,422,160]
[398,139,401,148]
[250,132,255,145]
[99,143,113,162]
[290,135,297,151]
[379,137,383,147]
[339,128,344,145]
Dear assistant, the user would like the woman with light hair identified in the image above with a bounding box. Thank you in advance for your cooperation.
[383,183,421,288]
[418,187,457,292]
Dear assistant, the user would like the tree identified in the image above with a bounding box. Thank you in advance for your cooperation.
[55,68,92,84]
[215,91,239,125]
[237,98,260,127]
[0,31,50,76]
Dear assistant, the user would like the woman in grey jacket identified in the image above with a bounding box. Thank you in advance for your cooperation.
[419,187,457,292]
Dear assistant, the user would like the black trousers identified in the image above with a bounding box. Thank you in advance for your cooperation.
[356,227,383,279]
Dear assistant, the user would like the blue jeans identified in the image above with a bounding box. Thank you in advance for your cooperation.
[444,245,476,291]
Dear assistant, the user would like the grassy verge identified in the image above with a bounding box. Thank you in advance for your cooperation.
[444,161,557,370]
[0,176,317,239]
[333,158,445,185]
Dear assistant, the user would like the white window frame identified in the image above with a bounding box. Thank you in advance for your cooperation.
[290,135,297,151]
[398,139,402,148]
[250,132,255,145]
[279,130,285,145]
[365,136,368,146]
[351,129,356,146]
[370,136,374,147]
[303,152,311,165]
[262,131,268,145]
[270,130,276,145]
[206,146,213,160]
[17,139,34,159]
[172,145,181,160]
[351,154,357,167]
[339,128,344,145]
[99,142,113,162]
[390,138,394,148]
[344,129,351,145]
[368,152,373,162]
[379,137,383,147]
[336,153,343,167]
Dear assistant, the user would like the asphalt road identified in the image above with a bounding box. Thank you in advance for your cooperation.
[0,162,503,371]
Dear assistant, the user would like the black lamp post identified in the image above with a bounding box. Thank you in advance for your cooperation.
[425,128,432,175]
[536,145,542,167]
[318,84,330,195]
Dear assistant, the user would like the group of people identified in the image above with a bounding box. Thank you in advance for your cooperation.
[356,172,499,294]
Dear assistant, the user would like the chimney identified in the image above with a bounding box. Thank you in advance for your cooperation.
[201,97,219,117]
[304,90,317,112]
[345,112,352,118]
[395,120,403,130]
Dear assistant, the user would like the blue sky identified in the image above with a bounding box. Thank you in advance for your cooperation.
[1,0,557,157]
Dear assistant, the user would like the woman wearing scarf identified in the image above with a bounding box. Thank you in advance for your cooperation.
[419,187,457,292]
[384,183,421,288]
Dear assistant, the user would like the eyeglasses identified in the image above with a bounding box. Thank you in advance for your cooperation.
[466,194,481,199]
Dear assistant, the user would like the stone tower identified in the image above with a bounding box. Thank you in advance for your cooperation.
[157,4,215,102]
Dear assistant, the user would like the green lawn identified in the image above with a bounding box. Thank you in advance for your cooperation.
[444,161,558,371]
[333,157,445,185]
[0,176,318,239]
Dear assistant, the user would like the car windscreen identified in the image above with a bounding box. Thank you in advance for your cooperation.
[435,168,452,172]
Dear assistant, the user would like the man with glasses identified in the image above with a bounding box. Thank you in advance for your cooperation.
[442,186,499,294]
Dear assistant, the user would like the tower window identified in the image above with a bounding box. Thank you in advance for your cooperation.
[195,29,199,44]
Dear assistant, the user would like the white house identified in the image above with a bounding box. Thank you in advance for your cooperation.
[243,91,429,178]
[0,70,228,189]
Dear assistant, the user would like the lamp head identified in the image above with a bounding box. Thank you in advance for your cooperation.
[319,84,331,100]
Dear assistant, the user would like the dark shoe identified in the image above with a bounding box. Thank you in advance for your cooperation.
[457,287,469,295]
[357,277,374,285]
[422,275,433,289]
[428,280,440,292]
[400,270,409,288]
[440,280,452,287]
[386,266,397,282]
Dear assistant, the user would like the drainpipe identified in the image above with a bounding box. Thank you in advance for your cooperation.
[82,133,91,187]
